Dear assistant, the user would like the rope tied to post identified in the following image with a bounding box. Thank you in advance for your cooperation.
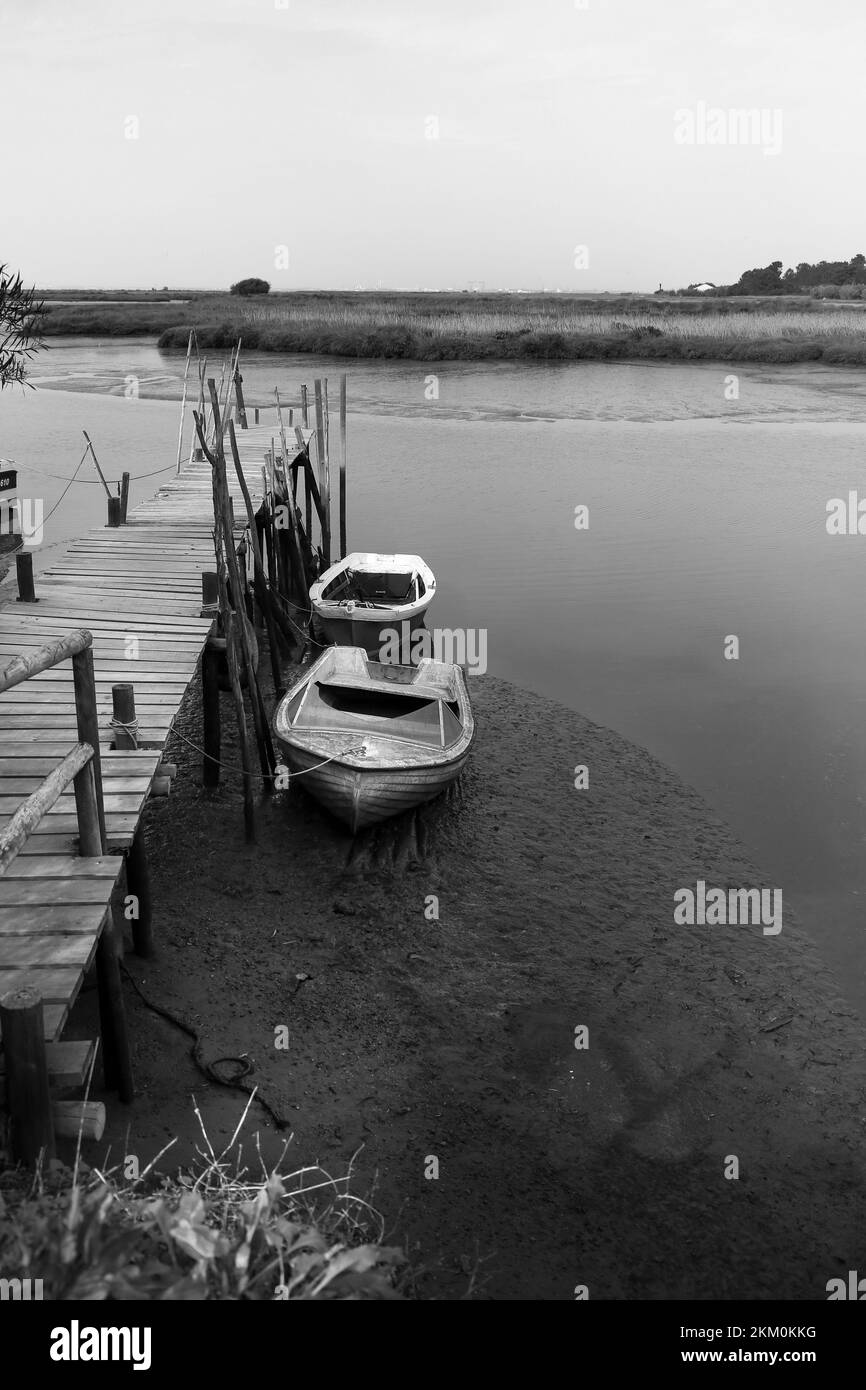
[110,715,140,749]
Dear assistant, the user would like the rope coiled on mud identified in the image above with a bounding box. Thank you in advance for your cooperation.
[120,963,297,1131]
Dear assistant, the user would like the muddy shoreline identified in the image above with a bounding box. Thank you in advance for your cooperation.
[61,652,866,1300]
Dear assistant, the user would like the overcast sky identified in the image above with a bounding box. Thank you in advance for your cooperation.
[2,0,863,291]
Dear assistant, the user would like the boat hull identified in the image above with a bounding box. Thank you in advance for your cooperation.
[276,739,471,832]
[314,610,428,660]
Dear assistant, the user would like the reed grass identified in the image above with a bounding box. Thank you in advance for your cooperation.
[33,290,866,364]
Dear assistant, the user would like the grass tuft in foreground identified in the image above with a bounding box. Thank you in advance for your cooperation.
[0,1098,406,1300]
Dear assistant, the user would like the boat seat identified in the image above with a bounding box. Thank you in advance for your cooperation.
[321,674,454,702]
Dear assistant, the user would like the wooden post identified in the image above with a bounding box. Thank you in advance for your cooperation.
[202,639,222,788]
[72,756,103,859]
[224,431,278,781]
[175,328,195,474]
[272,411,308,608]
[203,388,274,792]
[119,472,130,523]
[107,495,121,527]
[83,431,111,497]
[314,380,331,566]
[275,389,297,504]
[234,369,248,428]
[301,384,309,427]
[226,607,256,841]
[193,357,207,460]
[111,683,137,750]
[72,648,106,848]
[201,570,219,614]
[196,393,270,817]
[126,824,153,958]
[299,428,312,543]
[0,988,55,1165]
[339,373,348,559]
[228,422,293,683]
[15,551,36,603]
[95,918,134,1102]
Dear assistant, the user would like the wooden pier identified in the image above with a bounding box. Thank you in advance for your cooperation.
[0,399,321,1161]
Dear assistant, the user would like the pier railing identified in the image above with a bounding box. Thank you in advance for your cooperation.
[0,629,131,1163]
[0,628,106,851]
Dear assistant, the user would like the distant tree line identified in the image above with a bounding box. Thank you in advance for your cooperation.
[709,254,866,297]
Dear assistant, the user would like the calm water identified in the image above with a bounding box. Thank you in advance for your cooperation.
[4,339,866,1012]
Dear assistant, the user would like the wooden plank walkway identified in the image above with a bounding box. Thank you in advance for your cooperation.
[0,418,310,1079]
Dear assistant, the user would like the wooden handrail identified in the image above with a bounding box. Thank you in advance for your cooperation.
[0,743,96,876]
[0,629,106,846]
[0,629,93,693]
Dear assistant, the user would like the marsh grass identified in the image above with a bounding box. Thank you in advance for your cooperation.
[236,299,866,340]
[34,290,866,363]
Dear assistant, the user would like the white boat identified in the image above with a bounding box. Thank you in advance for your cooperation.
[273,646,474,832]
[309,552,435,659]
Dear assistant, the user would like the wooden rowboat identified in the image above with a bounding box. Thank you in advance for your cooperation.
[309,552,436,659]
[273,646,474,832]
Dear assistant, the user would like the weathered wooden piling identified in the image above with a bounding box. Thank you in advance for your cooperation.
[0,988,55,1164]
[314,380,331,567]
[111,683,138,750]
[234,368,248,428]
[15,550,35,602]
[175,328,195,474]
[339,372,348,558]
[72,645,106,846]
[126,824,154,958]
[83,431,110,496]
[202,639,222,789]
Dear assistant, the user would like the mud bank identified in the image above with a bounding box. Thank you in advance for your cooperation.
[72,667,866,1300]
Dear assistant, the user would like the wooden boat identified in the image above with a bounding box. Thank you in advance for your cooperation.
[309,552,436,659]
[273,646,474,832]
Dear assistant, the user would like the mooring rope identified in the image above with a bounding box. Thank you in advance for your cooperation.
[120,963,295,1131]
[110,715,140,749]
[165,723,366,778]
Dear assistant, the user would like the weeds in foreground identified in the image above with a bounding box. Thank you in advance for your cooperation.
[0,1095,405,1300]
